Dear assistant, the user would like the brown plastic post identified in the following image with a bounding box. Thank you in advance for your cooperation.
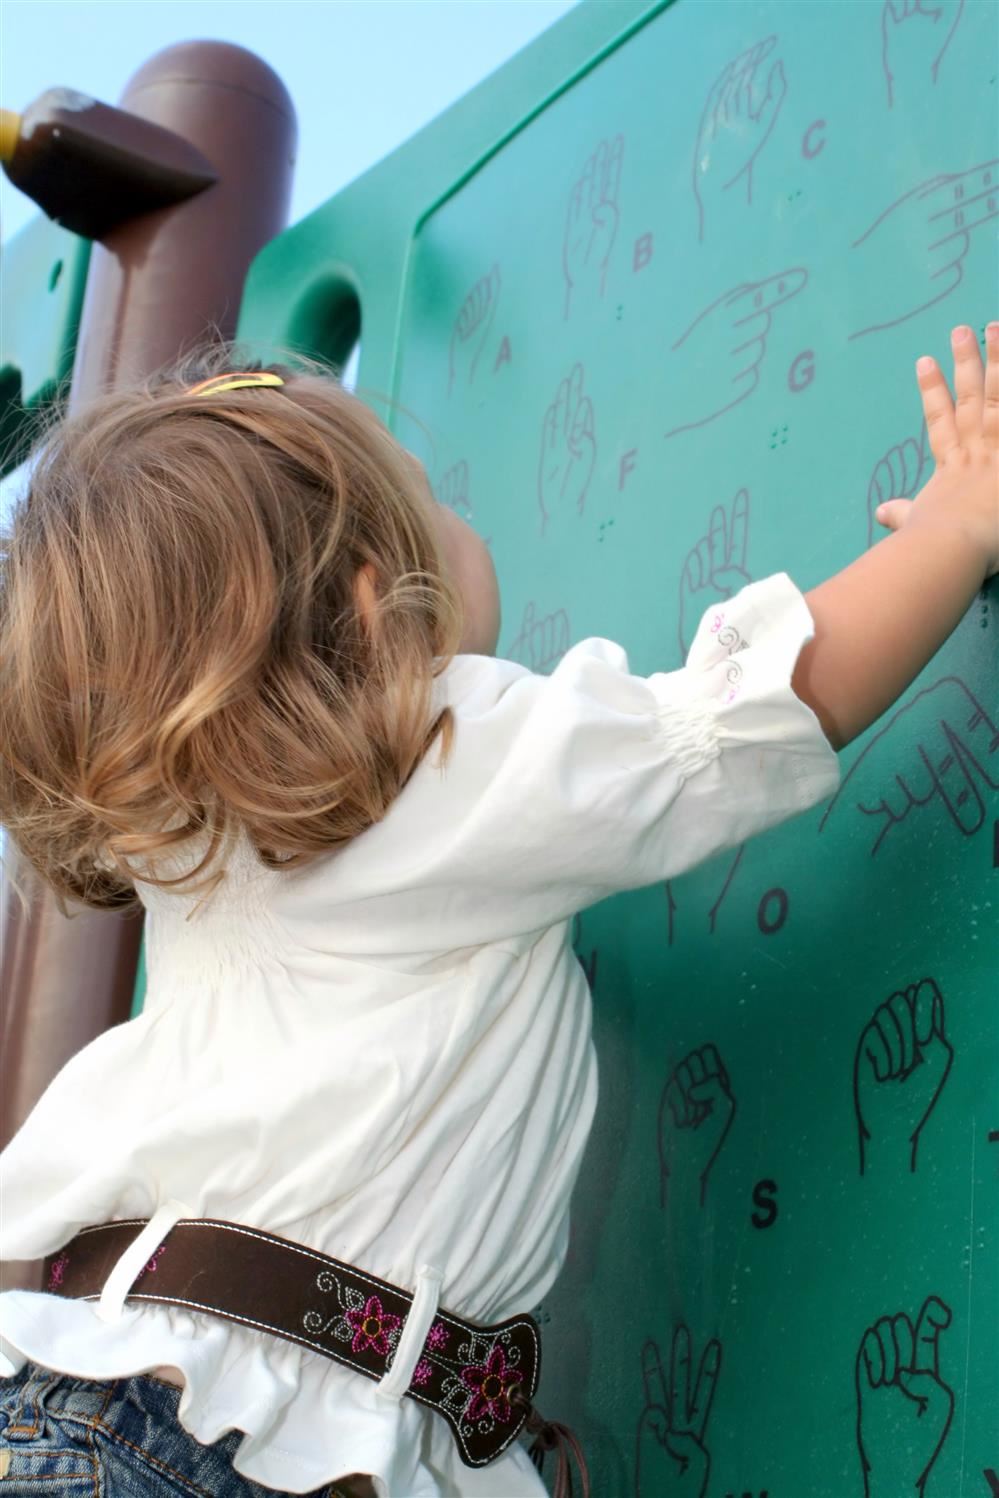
[0,42,296,1291]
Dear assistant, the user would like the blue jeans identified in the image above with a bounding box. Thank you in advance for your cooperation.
[0,1362,348,1496]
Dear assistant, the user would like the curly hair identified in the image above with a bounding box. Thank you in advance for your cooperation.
[0,348,461,914]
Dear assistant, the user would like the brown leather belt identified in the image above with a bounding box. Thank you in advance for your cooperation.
[41,1218,540,1470]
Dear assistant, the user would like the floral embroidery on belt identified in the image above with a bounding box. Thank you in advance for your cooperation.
[346,1294,401,1356]
[47,1253,70,1291]
[460,1343,524,1424]
[301,1270,537,1462]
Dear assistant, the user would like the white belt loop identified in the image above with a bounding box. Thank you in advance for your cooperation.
[95,1200,190,1324]
[377,1264,443,1403]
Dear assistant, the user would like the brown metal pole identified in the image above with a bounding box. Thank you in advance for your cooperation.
[1,42,296,1290]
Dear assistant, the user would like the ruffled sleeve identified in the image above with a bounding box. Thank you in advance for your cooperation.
[639,569,843,859]
[275,574,840,953]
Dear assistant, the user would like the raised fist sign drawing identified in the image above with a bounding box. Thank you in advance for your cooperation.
[853,978,953,1175]
[563,135,623,318]
[448,264,501,394]
[849,160,997,339]
[692,36,787,243]
[537,363,597,532]
[436,459,472,518]
[658,1045,736,1212]
[635,1330,720,1498]
[882,0,965,109]
[819,676,999,855]
[856,1296,954,1498]
[866,426,930,546]
[678,489,751,657]
[665,269,807,438]
[506,601,571,674]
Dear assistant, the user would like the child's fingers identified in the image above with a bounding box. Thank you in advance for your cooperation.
[916,355,959,465]
[875,498,915,533]
[951,325,984,446]
[985,322,999,447]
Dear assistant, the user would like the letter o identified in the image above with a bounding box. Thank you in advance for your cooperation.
[757,887,789,935]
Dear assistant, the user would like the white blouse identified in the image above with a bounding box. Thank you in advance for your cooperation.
[0,574,840,1496]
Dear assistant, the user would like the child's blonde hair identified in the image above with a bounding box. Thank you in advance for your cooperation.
[0,348,461,914]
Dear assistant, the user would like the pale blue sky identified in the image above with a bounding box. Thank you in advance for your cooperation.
[2,0,577,244]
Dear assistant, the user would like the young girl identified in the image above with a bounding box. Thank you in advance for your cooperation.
[0,327,996,1498]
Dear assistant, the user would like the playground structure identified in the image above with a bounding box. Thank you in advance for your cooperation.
[2,3,997,1493]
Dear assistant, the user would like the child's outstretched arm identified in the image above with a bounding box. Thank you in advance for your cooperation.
[792,322,998,749]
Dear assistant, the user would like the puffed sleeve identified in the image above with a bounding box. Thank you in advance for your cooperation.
[275,574,840,952]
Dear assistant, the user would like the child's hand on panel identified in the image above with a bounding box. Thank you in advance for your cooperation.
[875,323,999,578]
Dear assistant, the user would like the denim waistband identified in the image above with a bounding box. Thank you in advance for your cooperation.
[1,1359,164,1432]
[0,1361,286,1496]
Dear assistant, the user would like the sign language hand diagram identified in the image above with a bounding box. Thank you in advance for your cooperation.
[436,459,472,518]
[563,136,624,318]
[665,270,807,438]
[853,978,953,1175]
[659,1045,736,1211]
[506,601,571,674]
[866,427,929,546]
[849,161,997,339]
[635,1330,720,1498]
[692,36,787,243]
[819,677,999,855]
[882,0,965,109]
[538,363,597,532]
[448,264,501,394]
[678,489,751,657]
[855,1296,954,1498]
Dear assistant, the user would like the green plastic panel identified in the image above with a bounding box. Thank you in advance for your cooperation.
[240,2,998,1492]
[0,215,90,475]
[130,942,147,1021]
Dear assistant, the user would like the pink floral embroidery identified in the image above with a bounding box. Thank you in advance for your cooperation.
[426,1321,449,1351]
[346,1295,401,1357]
[411,1358,433,1388]
[47,1253,69,1291]
[137,1246,166,1278]
[710,610,725,634]
[461,1344,523,1424]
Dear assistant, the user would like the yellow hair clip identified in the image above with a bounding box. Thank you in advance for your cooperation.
[186,371,285,398]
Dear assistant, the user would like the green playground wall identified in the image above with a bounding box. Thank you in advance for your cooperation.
[1,1,995,1491]
[0,216,90,476]
[239,3,998,1491]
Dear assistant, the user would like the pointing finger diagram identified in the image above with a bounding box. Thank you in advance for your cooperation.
[666,271,808,438]
[849,161,997,338]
